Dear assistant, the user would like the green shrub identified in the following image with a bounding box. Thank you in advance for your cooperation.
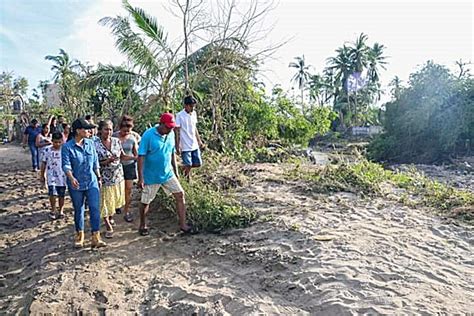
[288,158,474,217]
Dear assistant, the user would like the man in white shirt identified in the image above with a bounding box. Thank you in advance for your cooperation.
[175,96,203,180]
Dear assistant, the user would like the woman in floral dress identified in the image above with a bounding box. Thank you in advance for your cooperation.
[95,120,133,238]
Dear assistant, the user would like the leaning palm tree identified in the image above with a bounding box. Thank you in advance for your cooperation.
[95,1,172,111]
[289,55,311,112]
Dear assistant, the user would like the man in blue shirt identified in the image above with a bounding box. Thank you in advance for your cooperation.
[22,119,42,171]
[137,113,194,236]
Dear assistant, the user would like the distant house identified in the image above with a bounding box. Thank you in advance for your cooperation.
[349,126,383,136]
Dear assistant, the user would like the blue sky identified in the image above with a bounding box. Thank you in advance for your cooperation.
[1,0,472,102]
[1,0,94,87]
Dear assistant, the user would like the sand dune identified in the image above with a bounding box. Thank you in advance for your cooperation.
[0,144,473,314]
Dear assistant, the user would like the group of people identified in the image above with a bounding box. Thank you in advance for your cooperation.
[22,96,203,248]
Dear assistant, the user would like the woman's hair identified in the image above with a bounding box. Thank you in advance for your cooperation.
[31,119,38,124]
[41,123,49,135]
[62,123,69,130]
[98,119,113,131]
[119,115,134,128]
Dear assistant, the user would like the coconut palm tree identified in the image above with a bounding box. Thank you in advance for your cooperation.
[289,55,311,112]
[389,76,403,100]
[308,74,325,106]
[44,49,79,83]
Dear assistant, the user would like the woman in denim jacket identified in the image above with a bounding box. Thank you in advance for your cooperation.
[62,118,107,249]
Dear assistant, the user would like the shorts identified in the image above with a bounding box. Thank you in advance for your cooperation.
[140,176,184,205]
[123,162,137,180]
[182,149,202,167]
[48,185,66,197]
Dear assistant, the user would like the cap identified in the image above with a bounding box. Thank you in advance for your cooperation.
[72,118,96,131]
[159,113,176,129]
[184,96,197,105]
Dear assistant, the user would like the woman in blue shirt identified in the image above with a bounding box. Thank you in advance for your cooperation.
[62,118,106,249]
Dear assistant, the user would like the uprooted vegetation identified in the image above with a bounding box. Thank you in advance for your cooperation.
[287,158,474,223]
[154,152,256,233]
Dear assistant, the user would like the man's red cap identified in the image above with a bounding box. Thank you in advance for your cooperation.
[160,112,176,128]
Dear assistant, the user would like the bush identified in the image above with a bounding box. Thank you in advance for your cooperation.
[288,158,474,217]
[368,61,474,163]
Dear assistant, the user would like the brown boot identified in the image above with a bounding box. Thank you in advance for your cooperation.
[74,231,84,248]
[91,231,107,248]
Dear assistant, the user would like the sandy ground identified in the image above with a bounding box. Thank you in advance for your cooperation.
[0,144,473,315]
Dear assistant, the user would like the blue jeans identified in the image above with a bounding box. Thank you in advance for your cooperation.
[69,186,101,232]
[28,143,39,169]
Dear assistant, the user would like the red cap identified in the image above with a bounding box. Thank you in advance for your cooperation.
[160,112,176,128]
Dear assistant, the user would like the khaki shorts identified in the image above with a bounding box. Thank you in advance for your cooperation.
[140,176,184,205]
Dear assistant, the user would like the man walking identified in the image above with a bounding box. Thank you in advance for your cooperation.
[137,113,195,236]
[175,96,203,180]
[23,119,42,171]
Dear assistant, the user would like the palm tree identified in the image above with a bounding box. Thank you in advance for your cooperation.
[308,74,324,106]
[367,42,387,83]
[45,49,85,114]
[350,33,369,73]
[327,45,352,127]
[349,33,370,124]
[389,76,403,100]
[289,55,311,112]
[44,49,79,83]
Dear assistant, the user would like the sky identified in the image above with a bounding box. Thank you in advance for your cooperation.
[0,0,472,104]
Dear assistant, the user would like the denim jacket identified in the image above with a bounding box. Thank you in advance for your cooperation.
[61,138,100,191]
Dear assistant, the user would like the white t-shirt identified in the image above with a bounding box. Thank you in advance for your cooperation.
[175,109,199,152]
[41,146,67,187]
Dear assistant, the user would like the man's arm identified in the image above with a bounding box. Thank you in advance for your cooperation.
[175,127,181,155]
[195,129,203,148]
[171,152,179,178]
[137,155,145,189]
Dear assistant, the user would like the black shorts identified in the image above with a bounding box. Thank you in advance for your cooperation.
[123,163,137,180]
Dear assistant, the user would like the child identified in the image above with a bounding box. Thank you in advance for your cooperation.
[40,132,67,220]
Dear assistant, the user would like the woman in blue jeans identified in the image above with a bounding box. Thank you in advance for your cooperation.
[62,118,106,249]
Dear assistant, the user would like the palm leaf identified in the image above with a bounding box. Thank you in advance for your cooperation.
[80,64,142,90]
[122,0,168,47]
[99,16,163,78]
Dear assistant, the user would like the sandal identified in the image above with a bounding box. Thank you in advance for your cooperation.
[139,227,150,236]
[105,230,114,239]
[49,212,57,220]
[180,224,198,235]
[109,219,116,226]
[124,212,134,223]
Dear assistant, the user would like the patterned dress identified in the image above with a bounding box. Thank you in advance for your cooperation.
[95,137,125,217]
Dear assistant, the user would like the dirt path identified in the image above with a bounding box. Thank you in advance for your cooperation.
[0,144,473,314]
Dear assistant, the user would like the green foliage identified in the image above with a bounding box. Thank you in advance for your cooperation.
[183,181,256,232]
[152,152,256,232]
[368,61,474,163]
[288,158,474,218]
[272,87,336,145]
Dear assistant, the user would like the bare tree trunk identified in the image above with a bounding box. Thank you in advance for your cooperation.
[182,0,190,94]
